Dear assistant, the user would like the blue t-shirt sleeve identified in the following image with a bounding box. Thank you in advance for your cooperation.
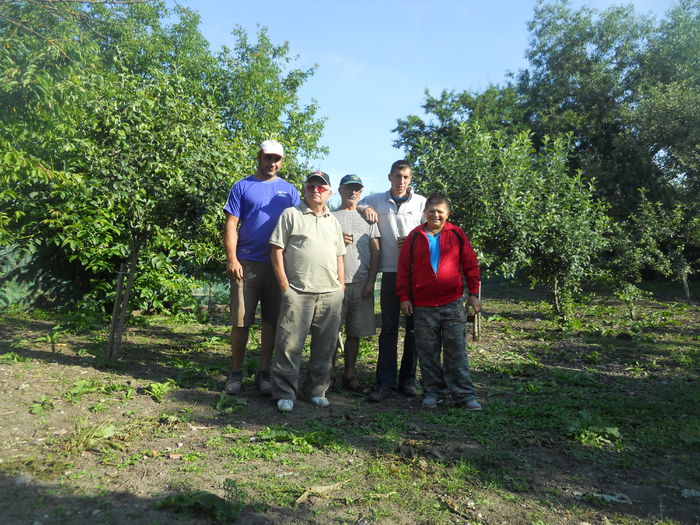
[224,182,242,217]
[290,186,301,206]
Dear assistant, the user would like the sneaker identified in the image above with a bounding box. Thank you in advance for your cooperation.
[460,399,482,411]
[310,396,329,408]
[421,395,442,409]
[367,385,394,403]
[255,369,272,396]
[399,380,418,398]
[224,369,243,395]
[277,399,294,412]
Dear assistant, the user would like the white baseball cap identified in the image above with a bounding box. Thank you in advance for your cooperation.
[260,139,284,157]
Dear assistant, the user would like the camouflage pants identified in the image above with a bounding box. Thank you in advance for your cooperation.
[414,299,477,402]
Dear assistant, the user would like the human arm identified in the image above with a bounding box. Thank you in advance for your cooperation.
[224,214,243,279]
[270,246,289,293]
[362,237,380,297]
[337,255,345,290]
[459,230,481,313]
[356,196,378,224]
[396,231,414,308]
[361,206,378,224]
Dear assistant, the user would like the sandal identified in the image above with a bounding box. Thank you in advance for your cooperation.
[342,376,366,393]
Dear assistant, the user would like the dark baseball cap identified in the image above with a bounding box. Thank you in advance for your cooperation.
[305,171,331,186]
[339,174,363,187]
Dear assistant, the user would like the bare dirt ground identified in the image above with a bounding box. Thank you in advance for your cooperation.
[1,288,698,524]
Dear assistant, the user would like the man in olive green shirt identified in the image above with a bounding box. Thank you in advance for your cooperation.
[269,171,346,412]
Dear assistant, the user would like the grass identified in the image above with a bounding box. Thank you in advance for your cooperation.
[0,286,698,524]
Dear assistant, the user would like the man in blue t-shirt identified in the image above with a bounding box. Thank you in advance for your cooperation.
[223,140,300,396]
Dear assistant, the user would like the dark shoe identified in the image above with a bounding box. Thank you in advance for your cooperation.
[367,385,394,403]
[342,376,366,393]
[224,369,243,395]
[459,399,482,411]
[399,380,418,398]
[255,369,272,396]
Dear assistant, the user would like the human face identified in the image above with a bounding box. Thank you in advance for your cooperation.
[304,178,332,206]
[256,152,283,179]
[424,202,450,233]
[339,184,363,207]
[388,167,412,197]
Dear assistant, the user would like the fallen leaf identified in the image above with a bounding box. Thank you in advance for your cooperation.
[295,480,348,505]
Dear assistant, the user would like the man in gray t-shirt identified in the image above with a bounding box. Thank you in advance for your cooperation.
[332,174,380,393]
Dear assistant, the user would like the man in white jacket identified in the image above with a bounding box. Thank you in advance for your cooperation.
[359,160,426,402]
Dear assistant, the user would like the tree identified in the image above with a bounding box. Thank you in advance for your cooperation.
[395,0,699,303]
[400,120,610,321]
[1,2,326,340]
[517,0,659,216]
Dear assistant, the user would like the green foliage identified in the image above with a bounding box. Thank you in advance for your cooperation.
[401,121,609,321]
[29,395,54,416]
[0,1,325,316]
[0,351,30,364]
[213,392,247,413]
[155,489,243,522]
[568,411,623,450]
[395,0,700,307]
[144,378,178,403]
[62,379,133,403]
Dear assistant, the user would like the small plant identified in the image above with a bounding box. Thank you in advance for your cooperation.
[144,378,177,403]
[62,419,118,455]
[615,283,653,320]
[568,411,622,450]
[63,379,106,403]
[35,325,67,353]
[582,350,603,364]
[625,361,648,377]
[155,490,242,521]
[0,351,31,364]
[29,395,54,416]
[222,478,247,509]
[213,392,247,413]
[89,402,109,413]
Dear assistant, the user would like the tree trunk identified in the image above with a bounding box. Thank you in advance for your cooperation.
[552,278,562,315]
[681,273,690,301]
[107,241,142,359]
[106,264,126,358]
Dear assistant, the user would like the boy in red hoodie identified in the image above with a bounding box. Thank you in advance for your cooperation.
[396,193,482,410]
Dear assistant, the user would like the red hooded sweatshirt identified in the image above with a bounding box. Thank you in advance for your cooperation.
[396,221,480,307]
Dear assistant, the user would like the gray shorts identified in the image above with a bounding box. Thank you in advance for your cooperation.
[229,260,281,327]
[340,281,377,338]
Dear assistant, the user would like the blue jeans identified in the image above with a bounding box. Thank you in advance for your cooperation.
[376,273,416,389]
[414,299,477,402]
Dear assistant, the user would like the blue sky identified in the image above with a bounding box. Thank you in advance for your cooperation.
[174,0,676,194]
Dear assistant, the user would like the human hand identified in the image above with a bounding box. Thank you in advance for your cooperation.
[363,207,378,224]
[467,295,480,313]
[343,232,354,246]
[226,260,244,280]
[400,300,413,315]
[397,236,407,249]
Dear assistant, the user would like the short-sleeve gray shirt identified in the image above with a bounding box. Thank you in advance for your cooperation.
[332,209,380,284]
